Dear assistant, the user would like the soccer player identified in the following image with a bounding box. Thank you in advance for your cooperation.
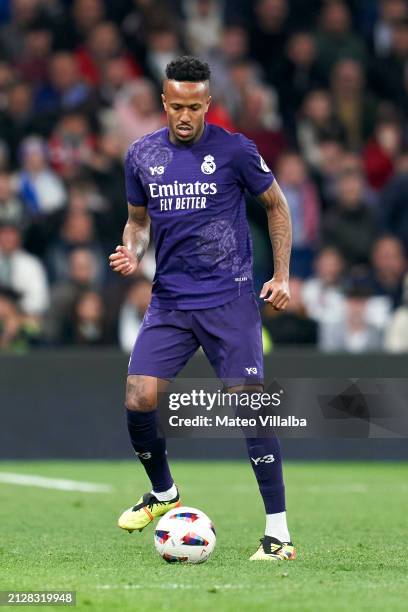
[109,56,295,561]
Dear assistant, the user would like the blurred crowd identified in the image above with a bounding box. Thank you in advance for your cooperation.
[0,0,408,354]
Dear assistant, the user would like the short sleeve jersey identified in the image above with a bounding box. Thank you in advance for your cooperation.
[124,123,274,309]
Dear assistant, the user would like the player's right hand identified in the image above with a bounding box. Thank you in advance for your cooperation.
[109,245,138,276]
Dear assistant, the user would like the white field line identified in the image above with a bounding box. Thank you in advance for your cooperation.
[0,472,112,493]
[305,483,369,493]
[97,581,384,591]
[97,584,249,591]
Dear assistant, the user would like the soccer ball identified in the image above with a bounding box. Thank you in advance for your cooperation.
[154,506,216,564]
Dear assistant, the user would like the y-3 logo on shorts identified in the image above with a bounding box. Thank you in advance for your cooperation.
[245,367,258,375]
[251,454,275,465]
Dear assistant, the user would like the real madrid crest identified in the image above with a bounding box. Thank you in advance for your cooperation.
[201,154,216,175]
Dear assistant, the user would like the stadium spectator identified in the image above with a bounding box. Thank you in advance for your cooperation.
[48,112,96,179]
[372,0,408,57]
[0,172,25,228]
[45,210,105,284]
[75,21,141,86]
[236,85,285,169]
[84,131,128,242]
[312,138,346,210]
[0,0,43,61]
[339,151,379,213]
[275,153,320,278]
[97,57,135,110]
[302,247,346,327]
[17,136,66,217]
[118,276,152,353]
[15,24,53,85]
[45,247,100,344]
[145,28,183,84]
[113,78,165,148]
[0,60,15,111]
[381,151,408,246]
[321,280,383,353]
[35,52,92,118]
[369,235,407,308]
[249,0,289,76]
[316,0,367,79]
[296,89,345,169]
[184,0,222,54]
[57,0,106,51]
[363,118,402,190]
[0,285,40,351]
[323,168,378,267]
[384,272,408,352]
[0,221,49,317]
[0,81,38,168]
[274,31,324,122]
[371,16,408,105]
[120,0,182,59]
[60,289,114,346]
[262,277,318,347]
[330,58,377,149]
[201,25,249,118]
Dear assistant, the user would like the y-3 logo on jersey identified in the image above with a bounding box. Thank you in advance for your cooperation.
[150,165,164,175]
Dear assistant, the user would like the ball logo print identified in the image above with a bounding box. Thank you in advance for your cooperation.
[181,533,209,546]
[169,511,200,522]
[154,506,216,563]
[155,530,171,544]
[201,154,216,174]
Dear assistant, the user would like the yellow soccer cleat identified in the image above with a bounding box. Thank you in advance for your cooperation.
[249,536,297,561]
[118,489,181,533]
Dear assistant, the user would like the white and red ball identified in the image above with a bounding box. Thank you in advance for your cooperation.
[154,506,216,564]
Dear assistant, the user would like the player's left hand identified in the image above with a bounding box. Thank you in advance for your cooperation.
[260,277,290,310]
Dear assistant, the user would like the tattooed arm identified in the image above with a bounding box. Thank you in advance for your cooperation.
[109,204,151,276]
[257,180,292,310]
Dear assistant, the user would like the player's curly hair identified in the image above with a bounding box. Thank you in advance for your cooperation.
[165,56,211,82]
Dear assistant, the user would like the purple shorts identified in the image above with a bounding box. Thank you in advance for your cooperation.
[128,292,264,386]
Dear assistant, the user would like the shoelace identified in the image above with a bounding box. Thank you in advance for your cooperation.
[146,495,169,510]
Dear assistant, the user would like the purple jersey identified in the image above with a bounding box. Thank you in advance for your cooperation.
[124,123,274,309]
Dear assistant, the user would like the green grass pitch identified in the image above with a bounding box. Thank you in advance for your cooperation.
[1,461,407,611]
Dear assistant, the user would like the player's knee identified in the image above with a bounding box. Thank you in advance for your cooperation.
[126,376,157,412]
[125,390,156,412]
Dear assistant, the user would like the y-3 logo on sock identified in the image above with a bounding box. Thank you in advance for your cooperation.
[136,451,152,460]
[251,454,275,465]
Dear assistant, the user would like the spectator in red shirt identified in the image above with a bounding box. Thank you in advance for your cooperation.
[363,118,402,190]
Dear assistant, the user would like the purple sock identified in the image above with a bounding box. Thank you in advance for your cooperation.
[126,409,173,493]
[234,391,286,514]
[245,437,286,514]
